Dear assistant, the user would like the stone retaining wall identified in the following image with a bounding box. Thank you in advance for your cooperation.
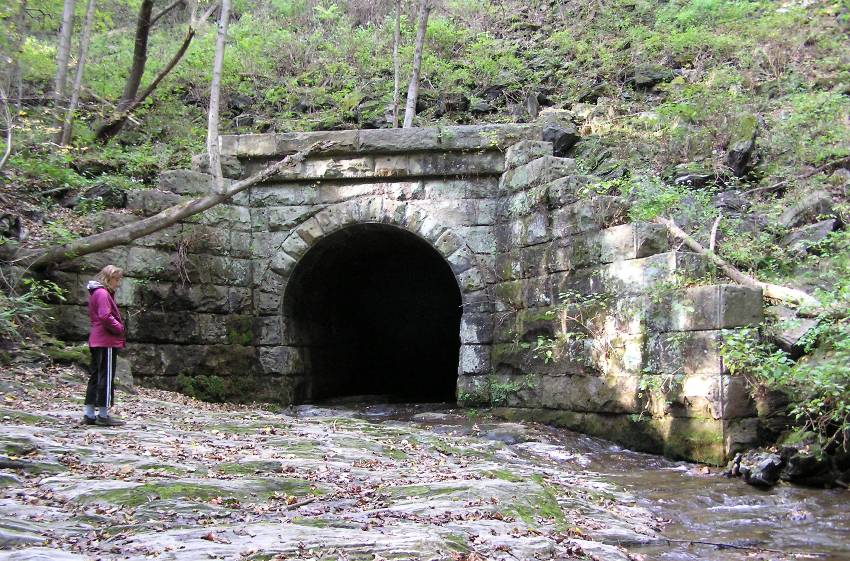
[50,123,770,463]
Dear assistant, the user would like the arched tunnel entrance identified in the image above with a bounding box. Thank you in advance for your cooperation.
[284,223,463,403]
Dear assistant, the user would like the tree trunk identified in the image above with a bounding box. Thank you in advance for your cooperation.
[1,0,29,96]
[0,87,12,173]
[392,0,401,128]
[654,216,821,309]
[119,0,155,112]
[59,0,97,146]
[16,144,327,270]
[402,0,430,128]
[207,0,231,193]
[94,1,215,143]
[53,0,77,108]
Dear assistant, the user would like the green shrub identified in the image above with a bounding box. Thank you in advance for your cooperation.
[722,322,850,452]
[0,279,66,342]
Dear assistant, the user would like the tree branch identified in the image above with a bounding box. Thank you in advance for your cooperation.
[708,214,721,253]
[150,0,185,26]
[95,16,199,143]
[13,142,333,269]
[742,155,850,196]
[654,216,821,310]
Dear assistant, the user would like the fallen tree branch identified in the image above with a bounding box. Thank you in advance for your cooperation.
[654,216,821,310]
[11,142,332,269]
[742,155,850,196]
[708,214,721,253]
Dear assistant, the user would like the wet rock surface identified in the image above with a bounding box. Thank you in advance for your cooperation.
[0,364,849,561]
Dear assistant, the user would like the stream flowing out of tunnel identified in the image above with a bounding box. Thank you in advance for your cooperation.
[285,224,462,403]
[295,402,850,561]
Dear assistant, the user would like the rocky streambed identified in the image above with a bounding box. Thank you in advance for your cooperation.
[0,364,848,561]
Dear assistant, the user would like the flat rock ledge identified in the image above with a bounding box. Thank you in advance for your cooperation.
[0,364,661,561]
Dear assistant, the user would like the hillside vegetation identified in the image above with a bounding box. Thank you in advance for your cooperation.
[1,0,849,447]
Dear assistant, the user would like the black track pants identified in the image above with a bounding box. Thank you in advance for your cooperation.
[85,347,118,408]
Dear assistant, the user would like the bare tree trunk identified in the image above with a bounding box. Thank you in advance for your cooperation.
[207,0,231,193]
[655,216,821,309]
[402,0,430,128]
[1,0,29,96]
[59,0,97,146]
[94,1,216,143]
[392,0,401,128]
[0,87,12,173]
[119,0,155,112]
[53,0,77,109]
[15,143,329,269]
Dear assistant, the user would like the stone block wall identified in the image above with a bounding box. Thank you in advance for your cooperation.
[454,139,766,464]
[48,124,771,464]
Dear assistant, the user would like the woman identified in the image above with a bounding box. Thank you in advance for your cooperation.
[83,264,126,427]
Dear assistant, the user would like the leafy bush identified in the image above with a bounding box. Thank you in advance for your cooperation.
[0,279,66,341]
[722,322,850,452]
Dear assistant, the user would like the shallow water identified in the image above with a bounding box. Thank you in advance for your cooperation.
[316,401,850,561]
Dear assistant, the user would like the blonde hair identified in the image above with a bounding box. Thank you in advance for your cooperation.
[95,265,123,289]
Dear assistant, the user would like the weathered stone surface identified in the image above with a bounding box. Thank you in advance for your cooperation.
[778,189,834,228]
[128,311,256,345]
[550,196,626,238]
[726,114,758,178]
[782,219,837,254]
[421,177,497,200]
[129,223,183,251]
[504,141,553,170]
[49,305,89,342]
[126,247,252,286]
[0,548,89,561]
[646,329,729,377]
[190,153,244,179]
[765,305,818,354]
[249,184,321,207]
[131,344,258,378]
[488,372,641,414]
[499,156,577,193]
[647,285,763,332]
[131,282,251,314]
[492,407,730,464]
[460,313,494,344]
[125,189,182,216]
[159,169,215,194]
[91,210,140,231]
[551,251,707,298]
[598,222,668,261]
[541,123,580,157]
[58,247,129,274]
[258,346,305,375]
[190,204,252,231]
[459,344,491,375]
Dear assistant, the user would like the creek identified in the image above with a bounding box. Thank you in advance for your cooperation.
[345,402,850,561]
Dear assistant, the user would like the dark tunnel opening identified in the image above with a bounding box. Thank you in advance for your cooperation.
[284,224,462,403]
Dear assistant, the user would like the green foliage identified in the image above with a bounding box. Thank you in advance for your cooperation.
[9,150,90,191]
[176,373,229,403]
[767,92,850,166]
[0,279,66,341]
[722,322,850,451]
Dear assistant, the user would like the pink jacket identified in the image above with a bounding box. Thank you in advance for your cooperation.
[87,282,125,348]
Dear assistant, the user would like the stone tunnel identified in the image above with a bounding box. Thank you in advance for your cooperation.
[49,123,772,464]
